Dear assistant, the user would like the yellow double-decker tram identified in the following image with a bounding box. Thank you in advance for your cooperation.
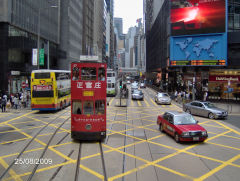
[31,70,71,111]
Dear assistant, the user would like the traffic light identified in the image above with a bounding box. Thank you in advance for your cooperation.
[119,80,122,89]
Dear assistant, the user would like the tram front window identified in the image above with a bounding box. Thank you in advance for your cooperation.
[72,100,82,114]
[81,67,96,80]
[95,100,105,115]
[98,68,105,81]
[83,101,94,115]
[72,67,79,81]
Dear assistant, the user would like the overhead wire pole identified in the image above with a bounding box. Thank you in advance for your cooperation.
[37,2,59,70]
[37,8,40,69]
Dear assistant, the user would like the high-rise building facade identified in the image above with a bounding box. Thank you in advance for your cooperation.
[82,0,94,55]
[58,0,83,70]
[0,0,59,94]
[105,0,115,69]
[93,0,107,61]
[114,17,123,39]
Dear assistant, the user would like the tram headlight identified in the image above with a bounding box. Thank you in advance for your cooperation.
[85,124,92,130]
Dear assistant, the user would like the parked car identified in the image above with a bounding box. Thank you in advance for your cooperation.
[127,80,131,84]
[155,92,171,105]
[140,82,146,88]
[183,101,228,119]
[157,111,208,143]
[131,90,144,100]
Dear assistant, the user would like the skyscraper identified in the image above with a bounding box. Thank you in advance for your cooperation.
[0,0,59,93]
[114,17,123,38]
[58,0,83,70]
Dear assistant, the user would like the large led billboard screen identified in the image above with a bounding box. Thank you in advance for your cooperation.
[171,0,226,36]
[170,33,227,66]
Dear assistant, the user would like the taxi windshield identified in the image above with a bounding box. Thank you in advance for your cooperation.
[174,115,197,125]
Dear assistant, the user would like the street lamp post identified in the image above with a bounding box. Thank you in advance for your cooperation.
[37,3,59,70]
[37,8,41,70]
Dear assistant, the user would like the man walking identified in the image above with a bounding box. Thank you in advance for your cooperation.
[1,96,7,112]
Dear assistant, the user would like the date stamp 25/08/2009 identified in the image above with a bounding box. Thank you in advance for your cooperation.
[14,158,53,165]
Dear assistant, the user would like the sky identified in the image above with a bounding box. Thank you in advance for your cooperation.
[114,0,143,34]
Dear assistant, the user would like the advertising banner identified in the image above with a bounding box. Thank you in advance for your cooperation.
[32,49,38,66]
[170,33,227,65]
[171,0,226,36]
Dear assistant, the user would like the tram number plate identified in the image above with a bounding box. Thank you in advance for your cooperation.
[83,91,94,97]
[193,137,199,141]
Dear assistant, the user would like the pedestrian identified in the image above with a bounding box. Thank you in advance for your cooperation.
[10,94,14,108]
[3,93,7,101]
[13,95,19,109]
[174,90,178,101]
[186,92,190,101]
[1,96,7,112]
[203,91,208,101]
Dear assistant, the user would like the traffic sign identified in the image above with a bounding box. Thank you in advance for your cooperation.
[22,82,26,88]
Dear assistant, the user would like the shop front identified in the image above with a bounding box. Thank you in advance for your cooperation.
[208,70,240,100]
[8,71,30,95]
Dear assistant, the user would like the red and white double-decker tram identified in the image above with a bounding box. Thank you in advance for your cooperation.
[71,61,107,141]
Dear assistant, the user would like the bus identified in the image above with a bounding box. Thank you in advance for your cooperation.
[71,61,107,140]
[107,69,117,96]
[31,70,71,111]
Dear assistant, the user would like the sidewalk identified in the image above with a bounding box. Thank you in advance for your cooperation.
[148,85,240,114]
[0,105,32,113]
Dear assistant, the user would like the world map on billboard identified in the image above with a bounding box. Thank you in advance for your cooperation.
[170,34,227,61]
[176,37,218,60]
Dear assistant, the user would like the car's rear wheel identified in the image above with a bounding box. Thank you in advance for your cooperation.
[208,112,215,119]
[174,133,180,143]
[159,124,164,132]
[186,109,191,114]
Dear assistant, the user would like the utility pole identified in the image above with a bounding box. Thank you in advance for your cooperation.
[37,8,41,69]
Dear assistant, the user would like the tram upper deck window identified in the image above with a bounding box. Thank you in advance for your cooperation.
[95,100,105,115]
[81,68,96,80]
[98,68,106,81]
[72,67,79,81]
[35,73,51,79]
[83,101,94,115]
[72,100,82,114]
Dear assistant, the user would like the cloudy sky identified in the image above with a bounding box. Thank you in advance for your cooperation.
[114,0,143,34]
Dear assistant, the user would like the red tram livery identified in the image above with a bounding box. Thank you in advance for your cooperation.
[71,61,107,141]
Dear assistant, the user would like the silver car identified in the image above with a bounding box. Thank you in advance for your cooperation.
[183,101,228,119]
[132,90,144,100]
[155,92,171,105]
[131,83,139,93]
[140,82,146,88]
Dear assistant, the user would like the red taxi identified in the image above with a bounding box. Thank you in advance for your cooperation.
[157,111,208,143]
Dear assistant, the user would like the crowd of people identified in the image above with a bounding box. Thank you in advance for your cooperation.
[0,92,31,112]
[174,90,208,104]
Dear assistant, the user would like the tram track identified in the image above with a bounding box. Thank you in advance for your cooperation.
[74,142,108,181]
[0,110,70,181]
[27,116,70,181]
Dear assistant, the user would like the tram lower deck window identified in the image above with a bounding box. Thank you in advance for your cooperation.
[72,100,82,114]
[95,100,105,115]
[83,101,94,115]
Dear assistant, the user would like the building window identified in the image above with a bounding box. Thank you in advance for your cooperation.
[234,14,240,29]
